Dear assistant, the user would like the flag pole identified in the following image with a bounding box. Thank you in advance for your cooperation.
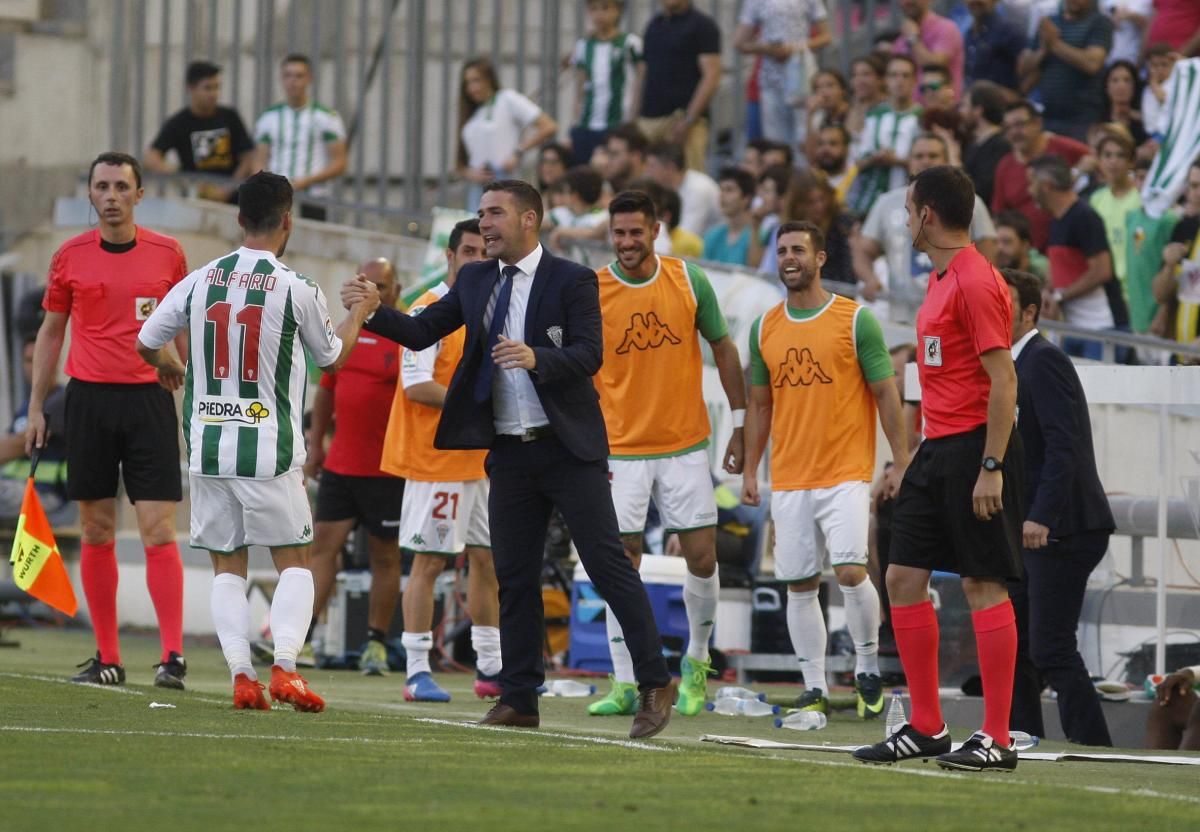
[29,445,41,481]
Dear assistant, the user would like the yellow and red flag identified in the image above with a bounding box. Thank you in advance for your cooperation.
[8,472,76,616]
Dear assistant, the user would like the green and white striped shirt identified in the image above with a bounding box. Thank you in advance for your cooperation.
[573,33,643,132]
[138,247,342,480]
[254,102,346,197]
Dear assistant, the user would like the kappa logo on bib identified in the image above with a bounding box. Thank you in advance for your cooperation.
[135,297,158,320]
[924,335,943,367]
[197,396,272,425]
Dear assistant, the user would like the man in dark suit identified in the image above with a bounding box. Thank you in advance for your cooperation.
[1003,268,1113,746]
[341,180,677,739]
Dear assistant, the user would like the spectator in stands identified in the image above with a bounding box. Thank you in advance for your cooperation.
[0,341,72,527]
[1124,155,1177,335]
[547,166,609,250]
[644,142,721,238]
[761,141,794,170]
[604,123,648,193]
[537,143,572,193]
[255,54,348,221]
[847,55,887,141]
[1152,159,1200,351]
[919,64,958,113]
[1028,154,1130,358]
[703,167,763,267]
[641,179,702,257]
[993,100,1092,252]
[1017,0,1113,142]
[995,210,1050,280]
[569,0,645,167]
[804,69,851,160]
[812,123,858,207]
[1142,44,1179,137]
[1101,60,1149,147]
[455,57,558,212]
[853,133,998,310]
[1100,0,1151,65]
[1089,128,1142,307]
[753,164,791,246]
[762,170,854,285]
[740,137,774,178]
[733,0,832,145]
[849,55,923,217]
[964,0,1025,91]
[145,61,256,203]
[893,0,965,101]
[637,0,722,172]
[1147,665,1200,750]
[960,81,1012,208]
[1145,0,1200,57]
[305,258,405,677]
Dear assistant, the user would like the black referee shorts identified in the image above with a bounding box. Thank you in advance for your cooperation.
[64,380,182,503]
[889,426,1024,580]
[313,469,404,540]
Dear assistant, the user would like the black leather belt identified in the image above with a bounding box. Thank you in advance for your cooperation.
[513,425,554,443]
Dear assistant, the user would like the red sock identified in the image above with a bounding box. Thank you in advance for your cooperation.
[972,599,1016,748]
[80,541,120,665]
[144,542,185,661]
[891,600,943,736]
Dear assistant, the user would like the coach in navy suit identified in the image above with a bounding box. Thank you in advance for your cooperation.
[1002,269,1114,746]
[341,180,676,738]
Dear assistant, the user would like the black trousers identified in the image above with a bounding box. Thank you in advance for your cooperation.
[488,433,670,714]
[1010,531,1113,746]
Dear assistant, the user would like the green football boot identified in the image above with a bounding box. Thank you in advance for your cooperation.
[587,675,638,716]
[794,687,829,713]
[676,655,713,716]
[855,672,885,719]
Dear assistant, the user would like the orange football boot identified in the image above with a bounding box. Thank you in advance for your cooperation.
[269,666,326,713]
[233,673,270,710]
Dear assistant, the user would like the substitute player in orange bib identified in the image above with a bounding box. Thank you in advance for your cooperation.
[742,220,911,720]
[589,189,747,717]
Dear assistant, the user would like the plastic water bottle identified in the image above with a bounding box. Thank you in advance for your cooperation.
[775,711,827,730]
[1008,730,1039,751]
[706,697,780,717]
[543,679,596,697]
[884,689,907,740]
[713,686,767,702]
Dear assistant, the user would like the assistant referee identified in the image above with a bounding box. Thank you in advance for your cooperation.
[853,165,1024,772]
[26,152,190,689]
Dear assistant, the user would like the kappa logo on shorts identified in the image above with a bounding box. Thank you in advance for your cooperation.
[410,533,426,547]
[616,312,681,353]
[924,335,943,367]
[135,297,158,320]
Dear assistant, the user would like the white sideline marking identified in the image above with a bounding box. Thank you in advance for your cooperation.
[0,725,427,745]
[0,672,145,695]
[414,717,677,753]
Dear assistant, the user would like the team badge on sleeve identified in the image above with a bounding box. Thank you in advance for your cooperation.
[324,317,335,345]
[547,325,563,348]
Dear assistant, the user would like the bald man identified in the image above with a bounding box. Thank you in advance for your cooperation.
[304,257,406,675]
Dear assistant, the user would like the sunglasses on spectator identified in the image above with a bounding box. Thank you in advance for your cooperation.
[919,81,946,92]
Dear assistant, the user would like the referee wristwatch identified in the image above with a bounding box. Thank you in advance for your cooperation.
[981,456,1003,473]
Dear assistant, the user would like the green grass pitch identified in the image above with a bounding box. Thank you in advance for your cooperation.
[0,627,1197,831]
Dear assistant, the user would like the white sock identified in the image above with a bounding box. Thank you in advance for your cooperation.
[211,573,254,681]
[787,589,827,693]
[270,567,314,673]
[683,568,719,661]
[402,631,433,678]
[471,625,502,677]
[840,578,882,676]
[605,605,636,684]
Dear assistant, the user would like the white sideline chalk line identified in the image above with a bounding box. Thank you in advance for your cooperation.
[0,725,427,745]
[0,671,145,695]
[414,717,677,753]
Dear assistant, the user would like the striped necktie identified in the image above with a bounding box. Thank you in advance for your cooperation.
[474,265,519,403]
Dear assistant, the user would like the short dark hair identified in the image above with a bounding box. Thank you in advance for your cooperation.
[968,80,1006,126]
[719,166,756,199]
[1027,154,1073,191]
[759,164,791,198]
[1146,41,1174,60]
[1004,99,1041,122]
[448,217,481,252]
[238,171,293,233]
[563,165,604,205]
[281,53,311,69]
[608,189,657,222]
[658,185,682,230]
[605,123,648,155]
[186,60,221,87]
[818,123,851,145]
[887,54,917,74]
[483,179,544,226]
[761,140,793,168]
[775,220,826,253]
[89,151,142,189]
[747,138,776,157]
[911,165,975,231]
[995,210,1032,244]
[1002,268,1043,323]
[912,131,950,158]
[647,142,685,171]
[852,54,887,79]
[921,63,950,81]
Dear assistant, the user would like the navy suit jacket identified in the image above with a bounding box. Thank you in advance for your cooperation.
[1014,332,1114,538]
[362,249,610,462]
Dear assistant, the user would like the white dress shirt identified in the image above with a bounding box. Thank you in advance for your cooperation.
[491,244,551,435]
[1011,327,1038,361]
